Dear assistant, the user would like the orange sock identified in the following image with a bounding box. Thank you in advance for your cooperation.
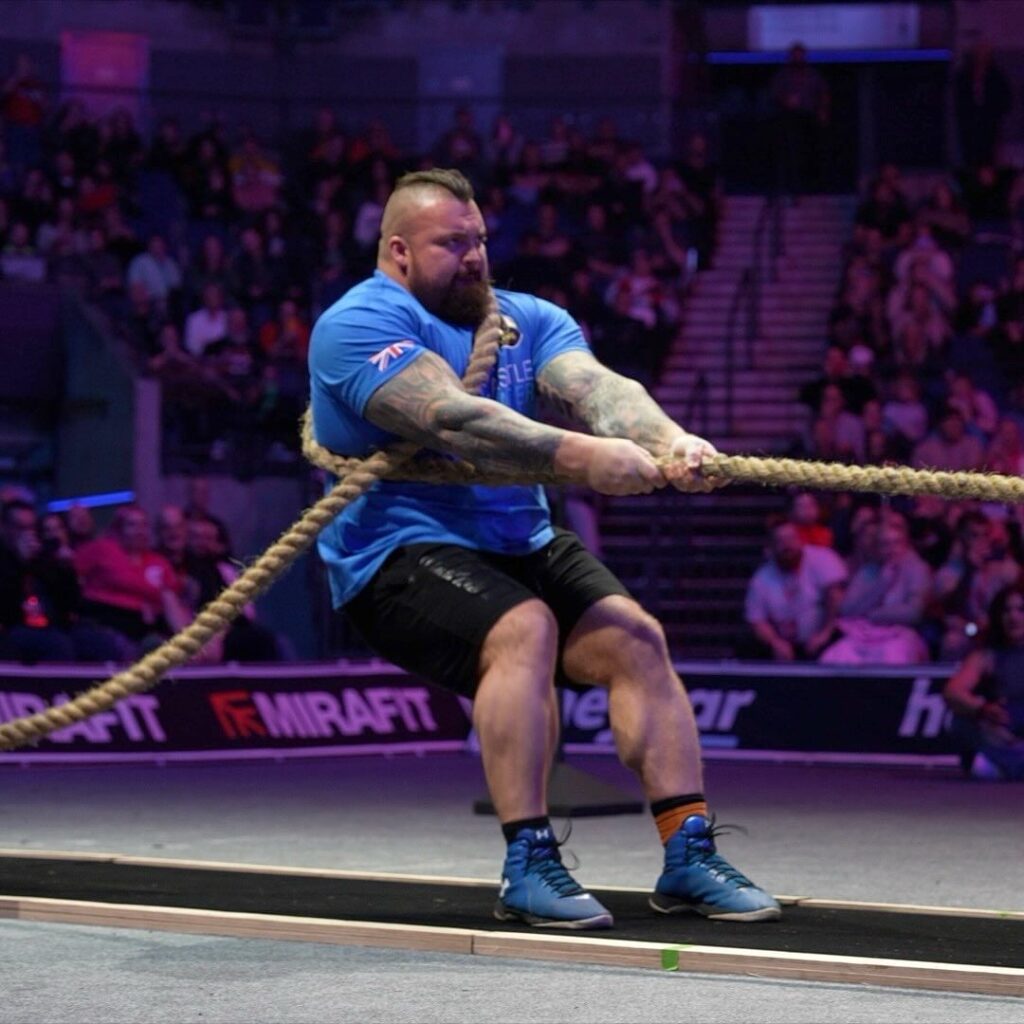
[654,799,708,845]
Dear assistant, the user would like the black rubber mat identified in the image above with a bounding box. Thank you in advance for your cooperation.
[2,856,1023,968]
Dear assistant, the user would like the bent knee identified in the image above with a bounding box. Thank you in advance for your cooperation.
[480,598,559,673]
[568,596,672,683]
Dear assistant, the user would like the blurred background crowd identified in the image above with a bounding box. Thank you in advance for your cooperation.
[3,1,1024,689]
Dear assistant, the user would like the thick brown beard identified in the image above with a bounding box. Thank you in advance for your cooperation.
[436,278,492,327]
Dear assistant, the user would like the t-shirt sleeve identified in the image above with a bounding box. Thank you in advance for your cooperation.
[309,294,428,416]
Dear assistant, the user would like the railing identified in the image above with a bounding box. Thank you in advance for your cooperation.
[722,194,784,434]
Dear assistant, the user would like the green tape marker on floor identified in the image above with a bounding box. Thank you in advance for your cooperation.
[661,947,679,971]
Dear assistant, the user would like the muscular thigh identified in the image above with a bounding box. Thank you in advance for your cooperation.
[561,593,670,690]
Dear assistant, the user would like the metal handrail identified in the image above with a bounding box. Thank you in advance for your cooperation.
[722,195,785,432]
[682,370,711,440]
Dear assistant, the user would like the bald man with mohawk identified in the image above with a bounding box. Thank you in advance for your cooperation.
[308,168,780,928]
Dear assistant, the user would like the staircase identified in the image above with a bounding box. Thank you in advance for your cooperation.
[599,194,856,659]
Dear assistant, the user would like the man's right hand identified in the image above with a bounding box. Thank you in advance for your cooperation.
[554,433,665,495]
[577,437,667,496]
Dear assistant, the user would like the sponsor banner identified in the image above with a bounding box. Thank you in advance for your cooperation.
[0,661,471,763]
[562,662,958,756]
[0,660,957,763]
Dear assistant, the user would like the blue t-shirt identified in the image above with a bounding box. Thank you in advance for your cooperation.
[308,270,590,607]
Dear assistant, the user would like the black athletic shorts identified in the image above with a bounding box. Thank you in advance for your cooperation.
[343,528,631,696]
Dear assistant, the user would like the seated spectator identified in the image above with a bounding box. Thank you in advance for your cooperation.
[803,383,864,463]
[843,344,879,414]
[744,518,848,661]
[185,515,281,661]
[432,106,484,183]
[789,491,834,547]
[984,417,1024,475]
[185,233,231,308]
[352,179,391,260]
[892,219,955,294]
[906,494,955,570]
[123,280,168,359]
[912,405,985,473]
[0,500,77,662]
[888,281,952,356]
[184,282,229,356]
[486,111,524,181]
[853,175,912,252]
[82,226,124,303]
[74,504,190,659]
[958,162,1014,226]
[947,371,999,440]
[258,298,310,359]
[917,180,970,252]
[228,225,276,321]
[932,511,1021,661]
[102,106,144,183]
[957,281,1000,339]
[1,220,46,282]
[828,256,886,351]
[882,372,929,459]
[126,232,182,316]
[229,132,281,217]
[146,115,188,180]
[943,582,1024,781]
[820,512,932,665]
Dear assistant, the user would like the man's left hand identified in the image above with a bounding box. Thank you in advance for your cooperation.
[664,433,722,493]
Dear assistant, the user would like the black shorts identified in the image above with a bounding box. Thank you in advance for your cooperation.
[343,529,631,697]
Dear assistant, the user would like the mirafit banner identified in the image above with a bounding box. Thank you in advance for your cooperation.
[0,661,472,763]
[0,660,958,763]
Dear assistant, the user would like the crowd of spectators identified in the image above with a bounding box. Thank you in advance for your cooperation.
[0,54,721,477]
[749,78,1024,667]
[0,480,284,666]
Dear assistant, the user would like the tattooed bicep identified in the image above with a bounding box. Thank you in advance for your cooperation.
[364,349,477,444]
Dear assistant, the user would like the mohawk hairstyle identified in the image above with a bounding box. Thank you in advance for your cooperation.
[391,167,475,202]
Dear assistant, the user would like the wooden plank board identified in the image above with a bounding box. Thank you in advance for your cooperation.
[2,894,1022,998]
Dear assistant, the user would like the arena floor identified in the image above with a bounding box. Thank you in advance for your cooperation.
[1,752,1022,1022]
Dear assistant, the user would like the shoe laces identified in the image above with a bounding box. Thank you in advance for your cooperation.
[524,821,585,897]
[680,816,755,886]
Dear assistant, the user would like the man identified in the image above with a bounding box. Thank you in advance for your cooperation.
[768,42,830,194]
[744,518,848,662]
[308,168,779,929]
[0,500,78,662]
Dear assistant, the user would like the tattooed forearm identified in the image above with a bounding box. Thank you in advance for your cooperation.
[365,350,568,481]
[538,351,684,455]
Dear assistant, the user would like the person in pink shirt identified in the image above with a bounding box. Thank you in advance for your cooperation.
[74,504,189,657]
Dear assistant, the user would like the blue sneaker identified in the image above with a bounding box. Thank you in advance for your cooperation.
[494,825,613,929]
[650,814,781,922]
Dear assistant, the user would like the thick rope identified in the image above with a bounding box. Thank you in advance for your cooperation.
[4,299,1024,748]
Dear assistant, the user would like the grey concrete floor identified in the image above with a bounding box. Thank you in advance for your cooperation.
[1,753,1022,1022]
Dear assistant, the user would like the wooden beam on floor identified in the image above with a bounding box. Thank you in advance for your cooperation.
[1,893,1022,998]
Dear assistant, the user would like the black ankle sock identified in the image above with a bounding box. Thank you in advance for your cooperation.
[502,816,552,844]
[649,793,705,818]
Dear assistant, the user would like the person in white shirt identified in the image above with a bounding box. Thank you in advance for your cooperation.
[184,281,229,356]
[745,518,848,661]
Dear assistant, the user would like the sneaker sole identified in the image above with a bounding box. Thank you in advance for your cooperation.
[649,893,781,923]
[494,902,614,930]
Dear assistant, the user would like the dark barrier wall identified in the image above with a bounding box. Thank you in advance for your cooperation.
[0,661,956,765]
